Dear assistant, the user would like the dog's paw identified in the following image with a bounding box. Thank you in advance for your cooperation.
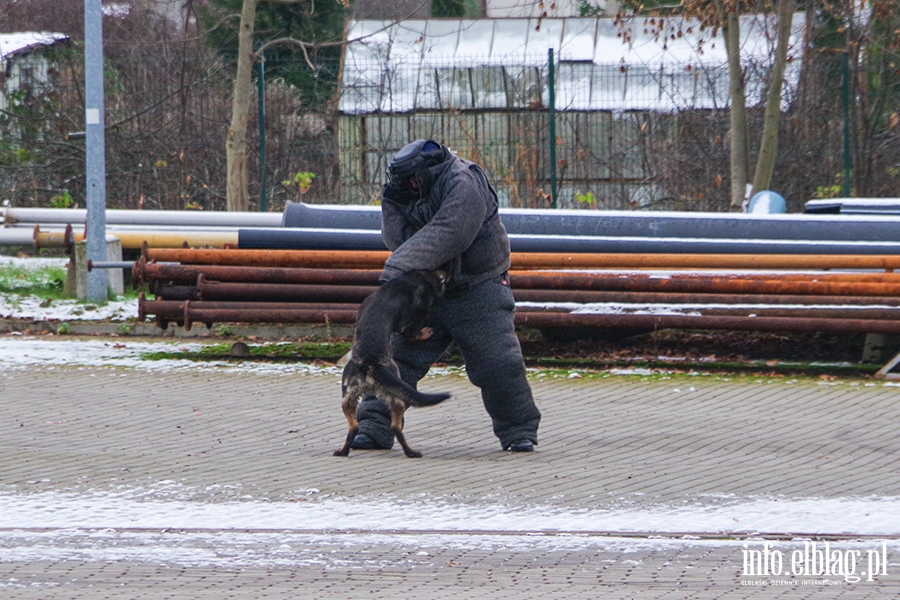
[409,327,433,341]
[333,447,350,457]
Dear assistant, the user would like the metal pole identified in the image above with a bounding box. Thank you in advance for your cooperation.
[84,0,108,301]
[547,48,557,209]
[256,47,267,212]
[841,51,852,197]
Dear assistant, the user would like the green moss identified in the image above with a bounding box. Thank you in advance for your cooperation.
[135,340,878,382]
[142,341,352,363]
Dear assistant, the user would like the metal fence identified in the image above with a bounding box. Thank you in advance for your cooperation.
[333,49,896,212]
[335,53,802,210]
[338,109,667,209]
[0,43,896,214]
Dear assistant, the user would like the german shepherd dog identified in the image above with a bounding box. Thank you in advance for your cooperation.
[334,269,451,458]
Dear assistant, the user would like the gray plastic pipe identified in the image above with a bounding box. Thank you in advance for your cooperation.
[281,201,900,243]
[238,227,900,255]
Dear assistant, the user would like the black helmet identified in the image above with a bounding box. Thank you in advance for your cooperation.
[386,139,448,185]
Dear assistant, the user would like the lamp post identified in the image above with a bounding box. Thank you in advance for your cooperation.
[84,0,108,301]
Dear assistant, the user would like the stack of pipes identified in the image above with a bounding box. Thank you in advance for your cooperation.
[9,201,900,254]
[134,246,900,335]
[0,207,281,250]
[11,202,900,336]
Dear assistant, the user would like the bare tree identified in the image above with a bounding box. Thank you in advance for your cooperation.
[721,7,750,211]
[841,0,900,197]
[750,0,794,198]
[622,0,799,210]
[224,0,363,212]
[690,0,798,210]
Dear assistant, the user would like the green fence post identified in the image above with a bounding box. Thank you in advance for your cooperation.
[548,48,557,209]
[841,51,851,197]
[256,48,267,212]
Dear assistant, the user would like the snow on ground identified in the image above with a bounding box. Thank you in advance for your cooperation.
[0,255,69,270]
[0,486,898,569]
[0,255,136,321]
[0,529,707,571]
[0,294,136,322]
[0,337,342,376]
[1,488,899,537]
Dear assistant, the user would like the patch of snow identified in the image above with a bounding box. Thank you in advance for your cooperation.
[0,256,136,321]
[0,295,137,322]
[0,255,69,269]
[0,337,341,376]
[0,528,736,570]
[0,489,899,537]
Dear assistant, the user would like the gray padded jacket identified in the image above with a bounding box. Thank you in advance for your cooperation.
[380,154,510,295]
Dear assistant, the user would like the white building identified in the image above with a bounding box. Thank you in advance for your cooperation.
[336,16,805,207]
[0,32,69,118]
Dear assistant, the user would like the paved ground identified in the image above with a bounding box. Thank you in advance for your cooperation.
[1,344,900,598]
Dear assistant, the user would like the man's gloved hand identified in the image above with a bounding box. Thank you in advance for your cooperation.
[382,181,419,205]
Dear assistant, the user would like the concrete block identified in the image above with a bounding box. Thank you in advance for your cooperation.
[70,236,124,299]
[862,332,900,363]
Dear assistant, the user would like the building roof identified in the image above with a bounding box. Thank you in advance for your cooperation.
[339,16,804,114]
[0,32,68,62]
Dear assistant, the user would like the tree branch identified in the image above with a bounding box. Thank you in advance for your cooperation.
[251,0,431,65]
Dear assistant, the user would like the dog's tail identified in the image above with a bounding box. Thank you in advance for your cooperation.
[372,364,451,407]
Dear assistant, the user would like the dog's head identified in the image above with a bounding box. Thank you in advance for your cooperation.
[408,269,448,298]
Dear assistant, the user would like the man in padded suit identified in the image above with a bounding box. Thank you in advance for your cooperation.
[350,139,541,453]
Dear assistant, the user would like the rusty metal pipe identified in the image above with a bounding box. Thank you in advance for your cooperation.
[195,277,378,303]
[152,279,379,303]
[139,297,900,322]
[510,278,900,297]
[518,305,900,320]
[150,287,900,307]
[513,312,900,335]
[512,269,900,283]
[138,302,900,335]
[509,273,900,296]
[138,296,359,322]
[513,291,900,306]
[133,260,900,291]
[507,253,900,271]
[151,283,198,301]
[513,285,882,304]
[132,258,382,288]
[143,246,391,268]
[181,306,358,331]
[143,247,900,271]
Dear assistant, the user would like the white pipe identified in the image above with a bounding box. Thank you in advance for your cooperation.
[0,228,38,246]
[1,207,282,228]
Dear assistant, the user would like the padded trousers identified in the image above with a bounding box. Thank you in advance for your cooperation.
[355,274,541,449]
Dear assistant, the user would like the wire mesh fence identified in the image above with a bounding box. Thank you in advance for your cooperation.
[0,39,897,214]
[335,52,851,211]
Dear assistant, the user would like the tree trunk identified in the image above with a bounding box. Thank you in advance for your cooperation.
[750,0,795,196]
[225,0,258,212]
[725,10,750,211]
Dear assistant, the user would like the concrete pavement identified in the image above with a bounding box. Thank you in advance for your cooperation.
[1,344,900,598]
